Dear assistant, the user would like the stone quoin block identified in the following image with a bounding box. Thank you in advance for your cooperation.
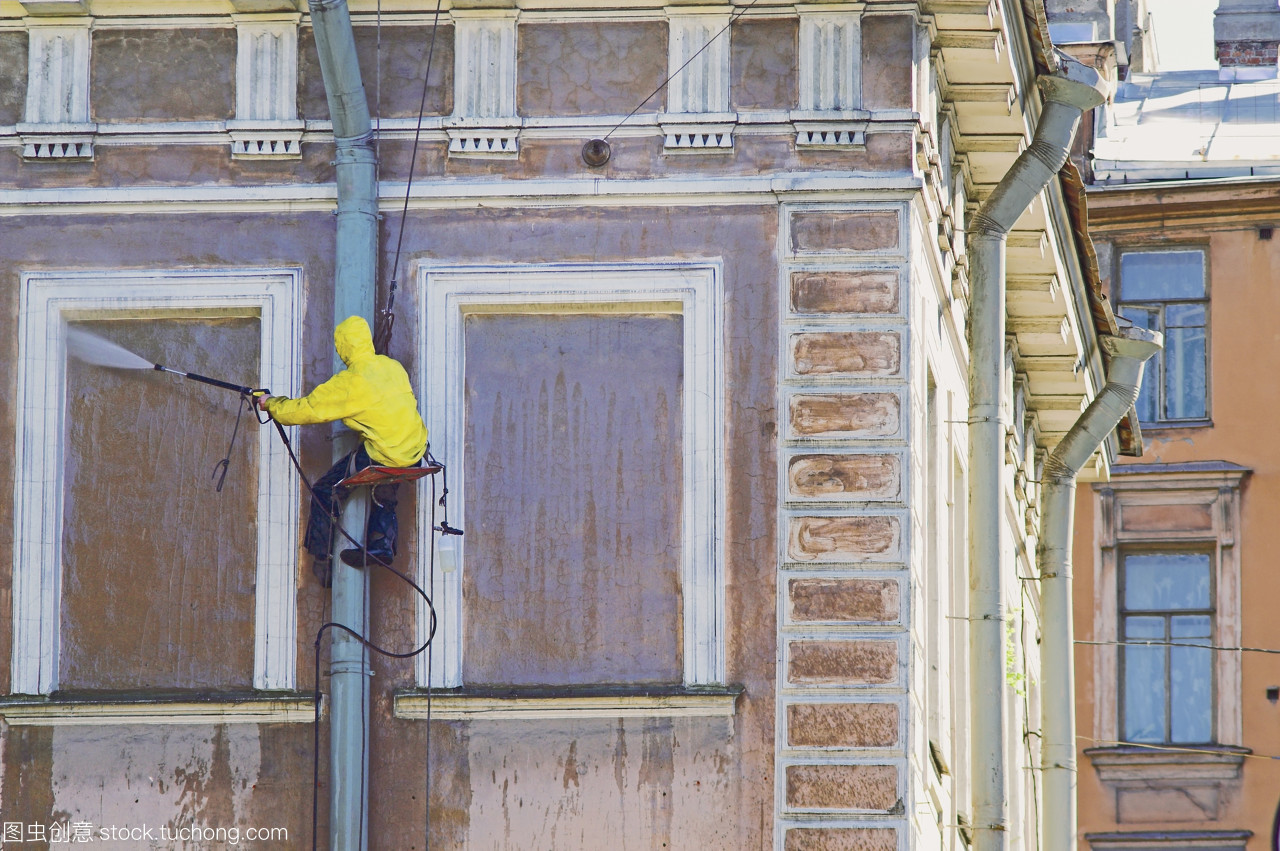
[789,393,900,438]
[788,454,901,500]
[784,763,899,810]
[787,702,900,748]
[791,211,900,253]
[788,577,900,623]
[784,827,898,851]
[788,640,898,685]
[790,270,899,315]
[787,515,900,562]
[791,331,901,377]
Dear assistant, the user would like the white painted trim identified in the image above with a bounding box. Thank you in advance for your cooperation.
[394,689,740,720]
[0,695,316,726]
[0,174,926,217]
[416,262,725,689]
[12,269,302,695]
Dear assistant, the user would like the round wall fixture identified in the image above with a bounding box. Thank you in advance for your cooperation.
[582,139,611,167]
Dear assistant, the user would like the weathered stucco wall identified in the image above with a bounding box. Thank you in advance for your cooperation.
[60,317,259,690]
[91,29,236,123]
[731,17,798,111]
[518,22,668,117]
[0,31,27,126]
[299,24,455,121]
[462,312,684,686]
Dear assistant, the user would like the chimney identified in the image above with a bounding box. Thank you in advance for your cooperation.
[1215,0,1280,80]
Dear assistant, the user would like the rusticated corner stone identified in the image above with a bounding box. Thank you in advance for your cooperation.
[791,270,899,315]
[789,393,900,438]
[787,702,900,748]
[791,211,900,253]
[788,454,900,500]
[788,640,898,685]
[792,332,901,377]
[787,516,900,562]
[785,763,899,810]
[789,577,901,623]
[784,827,898,851]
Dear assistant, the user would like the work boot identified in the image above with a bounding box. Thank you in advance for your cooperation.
[312,556,333,589]
[339,548,391,569]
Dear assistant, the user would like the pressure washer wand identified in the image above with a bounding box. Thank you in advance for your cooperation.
[153,364,267,397]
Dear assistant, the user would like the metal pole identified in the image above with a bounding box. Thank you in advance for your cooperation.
[305,1,378,848]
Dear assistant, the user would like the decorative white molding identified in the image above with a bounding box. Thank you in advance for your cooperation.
[662,9,734,150]
[0,695,317,726]
[798,11,862,113]
[13,269,303,695]
[792,10,865,148]
[448,11,521,158]
[21,22,95,161]
[228,122,305,158]
[659,117,736,150]
[794,121,867,148]
[230,15,303,159]
[418,263,725,689]
[394,689,740,721]
[445,126,519,156]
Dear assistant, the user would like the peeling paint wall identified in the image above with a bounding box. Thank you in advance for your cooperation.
[60,318,260,691]
[462,313,684,686]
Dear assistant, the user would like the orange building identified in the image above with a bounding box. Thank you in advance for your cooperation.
[1071,83,1280,848]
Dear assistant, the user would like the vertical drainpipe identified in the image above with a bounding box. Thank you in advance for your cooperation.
[305,1,378,849]
[966,57,1108,851]
[1039,327,1160,851]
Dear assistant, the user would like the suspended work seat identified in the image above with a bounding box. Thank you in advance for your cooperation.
[337,463,442,489]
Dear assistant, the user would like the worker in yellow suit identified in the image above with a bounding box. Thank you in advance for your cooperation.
[258,315,428,586]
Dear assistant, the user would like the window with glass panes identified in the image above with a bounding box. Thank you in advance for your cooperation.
[1120,552,1214,744]
[1117,250,1208,424]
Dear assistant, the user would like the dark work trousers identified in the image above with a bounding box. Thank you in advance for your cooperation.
[303,445,417,561]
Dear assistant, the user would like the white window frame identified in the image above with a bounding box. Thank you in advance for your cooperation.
[417,262,725,689]
[13,268,302,696]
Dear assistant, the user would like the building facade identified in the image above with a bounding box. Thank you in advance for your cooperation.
[1063,0,1280,845]
[1,0,1128,848]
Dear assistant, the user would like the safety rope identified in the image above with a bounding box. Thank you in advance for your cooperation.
[375,0,446,356]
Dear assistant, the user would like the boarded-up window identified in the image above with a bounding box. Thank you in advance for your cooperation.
[461,313,683,685]
[60,318,260,690]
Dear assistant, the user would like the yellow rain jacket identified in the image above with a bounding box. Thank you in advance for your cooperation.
[265,316,428,467]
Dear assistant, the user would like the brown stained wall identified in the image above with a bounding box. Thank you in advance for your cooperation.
[0,201,779,847]
[732,17,797,111]
[860,16,915,112]
[462,313,684,686]
[298,24,454,121]
[518,22,667,116]
[60,318,259,690]
[91,29,235,122]
[0,32,27,126]
[3,724,313,843]
[1074,220,1280,842]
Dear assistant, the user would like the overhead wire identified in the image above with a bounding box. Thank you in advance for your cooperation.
[1076,638,1280,655]
[600,0,765,144]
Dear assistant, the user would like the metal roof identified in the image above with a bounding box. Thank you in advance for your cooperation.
[1094,70,1280,184]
